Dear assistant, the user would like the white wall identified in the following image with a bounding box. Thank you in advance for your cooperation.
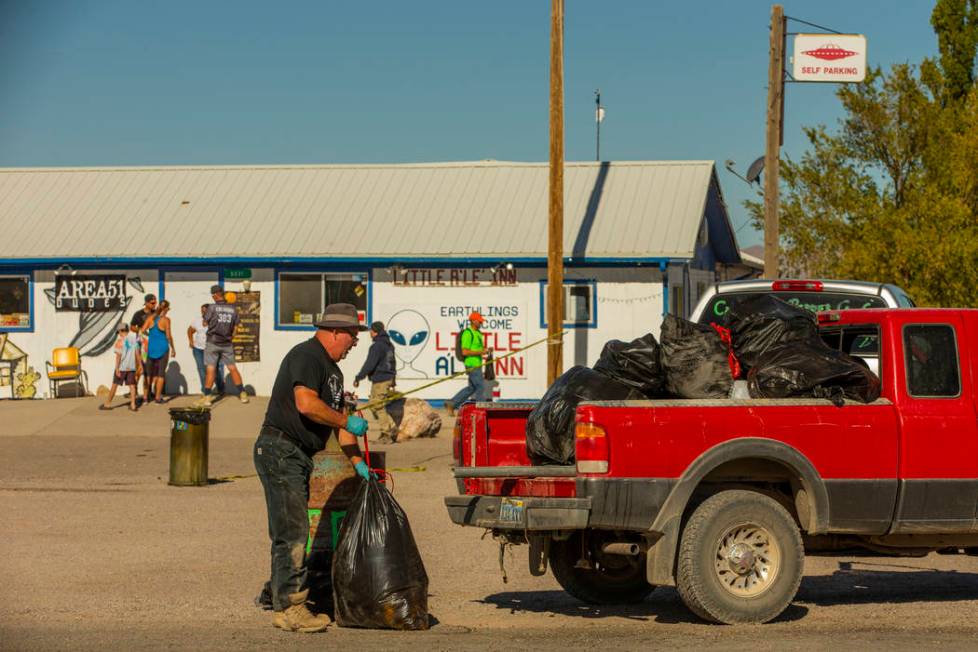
[7,269,160,398]
[5,265,672,401]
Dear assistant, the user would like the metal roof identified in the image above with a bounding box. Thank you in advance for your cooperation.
[0,160,736,263]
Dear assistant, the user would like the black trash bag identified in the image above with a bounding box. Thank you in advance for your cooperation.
[659,315,733,399]
[332,478,429,630]
[592,333,666,397]
[727,295,820,371]
[526,366,644,465]
[747,341,882,405]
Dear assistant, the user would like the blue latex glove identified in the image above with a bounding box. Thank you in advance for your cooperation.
[354,460,376,481]
[345,414,369,437]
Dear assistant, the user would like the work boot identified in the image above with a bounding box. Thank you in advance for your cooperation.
[192,394,213,408]
[239,390,250,404]
[445,400,455,417]
[272,590,330,633]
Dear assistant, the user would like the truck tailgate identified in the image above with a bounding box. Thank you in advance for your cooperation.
[452,402,578,498]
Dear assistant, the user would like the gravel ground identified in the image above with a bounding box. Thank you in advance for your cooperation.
[4,396,978,650]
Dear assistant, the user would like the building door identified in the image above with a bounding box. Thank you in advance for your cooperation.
[162,269,219,395]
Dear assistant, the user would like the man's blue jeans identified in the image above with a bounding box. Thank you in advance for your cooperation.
[451,366,489,406]
[192,347,225,394]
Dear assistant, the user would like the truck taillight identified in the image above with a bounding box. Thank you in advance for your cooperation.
[452,418,463,464]
[772,280,823,292]
[576,422,608,474]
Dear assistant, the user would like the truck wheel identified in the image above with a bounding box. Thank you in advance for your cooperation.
[550,533,655,605]
[676,490,803,624]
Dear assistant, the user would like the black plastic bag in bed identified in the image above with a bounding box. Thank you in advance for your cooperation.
[592,333,666,397]
[526,366,644,465]
[727,295,820,371]
[332,478,429,630]
[747,341,881,406]
[659,315,733,399]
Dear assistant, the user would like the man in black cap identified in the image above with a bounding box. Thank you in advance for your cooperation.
[197,284,249,405]
[353,321,398,443]
[253,302,371,633]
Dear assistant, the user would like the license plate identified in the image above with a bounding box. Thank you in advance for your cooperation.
[499,498,525,523]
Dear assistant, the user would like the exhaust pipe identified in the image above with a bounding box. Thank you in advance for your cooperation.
[601,542,640,556]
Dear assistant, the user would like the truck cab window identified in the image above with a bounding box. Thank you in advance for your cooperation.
[904,324,960,398]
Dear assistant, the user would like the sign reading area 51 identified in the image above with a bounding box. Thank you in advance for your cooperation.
[792,34,867,83]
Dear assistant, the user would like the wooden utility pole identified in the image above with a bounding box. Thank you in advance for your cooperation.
[763,4,785,279]
[547,0,565,385]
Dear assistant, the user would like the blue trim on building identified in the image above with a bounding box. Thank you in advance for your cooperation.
[538,279,598,329]
[0,269,34,332]
[0,255,677,269]
[660,261,669,317]
[274,268,373,331]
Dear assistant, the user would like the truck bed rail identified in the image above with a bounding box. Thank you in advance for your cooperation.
[453,465,577,478]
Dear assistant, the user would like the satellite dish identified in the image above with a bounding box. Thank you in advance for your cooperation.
[746,156,765,185]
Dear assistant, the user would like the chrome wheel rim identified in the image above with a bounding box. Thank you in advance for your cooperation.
[713,523,781,598]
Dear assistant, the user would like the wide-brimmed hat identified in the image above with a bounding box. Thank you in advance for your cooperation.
[315,303,369,331]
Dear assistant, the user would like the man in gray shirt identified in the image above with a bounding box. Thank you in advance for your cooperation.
[196,285,249,405]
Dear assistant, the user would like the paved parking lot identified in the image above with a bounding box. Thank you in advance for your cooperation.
[5,396,978,650]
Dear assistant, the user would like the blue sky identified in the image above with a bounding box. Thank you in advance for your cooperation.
[0,1,939,247]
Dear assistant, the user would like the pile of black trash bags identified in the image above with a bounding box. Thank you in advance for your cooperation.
[526,295,881,465]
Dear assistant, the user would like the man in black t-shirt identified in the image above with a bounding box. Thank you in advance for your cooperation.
[253,303,370,633]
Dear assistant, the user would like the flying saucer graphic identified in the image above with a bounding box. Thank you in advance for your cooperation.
[802,44,858,61]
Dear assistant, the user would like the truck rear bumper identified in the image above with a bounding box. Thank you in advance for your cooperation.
[445,495,591,530]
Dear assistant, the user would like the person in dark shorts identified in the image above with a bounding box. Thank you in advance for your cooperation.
[253,302,371,633]
[196,285,248,406]
[100,323,139,411]
[129,293,157,403]
[141,299,175,404]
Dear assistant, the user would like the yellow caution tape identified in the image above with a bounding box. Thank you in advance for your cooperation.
[359,331,565,412]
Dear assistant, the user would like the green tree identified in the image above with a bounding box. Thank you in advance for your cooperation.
[749,3,978,306]
[931,0,978,103]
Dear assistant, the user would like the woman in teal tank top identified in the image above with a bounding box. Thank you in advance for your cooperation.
[142,300,175,403]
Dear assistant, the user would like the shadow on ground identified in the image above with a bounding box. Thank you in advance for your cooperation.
[476,588,809,625]
[477,560,978,625]
[798,560,978,606]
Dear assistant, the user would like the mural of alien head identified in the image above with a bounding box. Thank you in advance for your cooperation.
[386,308,430,378]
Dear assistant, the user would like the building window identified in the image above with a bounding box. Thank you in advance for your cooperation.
[540,281,596,328]
[277,272,368,328]
[0,274,31,331]
[904,324,960,398]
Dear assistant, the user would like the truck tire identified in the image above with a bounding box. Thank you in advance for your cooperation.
[550,533,655,605]
[676,489,803,624]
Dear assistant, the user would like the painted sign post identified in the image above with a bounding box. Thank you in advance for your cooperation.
[792,34,867,83]
[232,291,261,363]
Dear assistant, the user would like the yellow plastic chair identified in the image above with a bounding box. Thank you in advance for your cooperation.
[46,347,88,398]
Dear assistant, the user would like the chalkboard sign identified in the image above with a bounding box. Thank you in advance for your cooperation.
[232,291,261,362]
[55,274,127,312]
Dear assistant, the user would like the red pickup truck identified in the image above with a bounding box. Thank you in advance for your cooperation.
[446,308,978,624]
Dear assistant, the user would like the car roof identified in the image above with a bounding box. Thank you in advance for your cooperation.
[715,279,886,295]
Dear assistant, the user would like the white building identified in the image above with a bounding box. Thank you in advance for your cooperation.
[0,160,742,401]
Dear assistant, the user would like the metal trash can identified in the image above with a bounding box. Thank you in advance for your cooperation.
[168,407,210,486]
